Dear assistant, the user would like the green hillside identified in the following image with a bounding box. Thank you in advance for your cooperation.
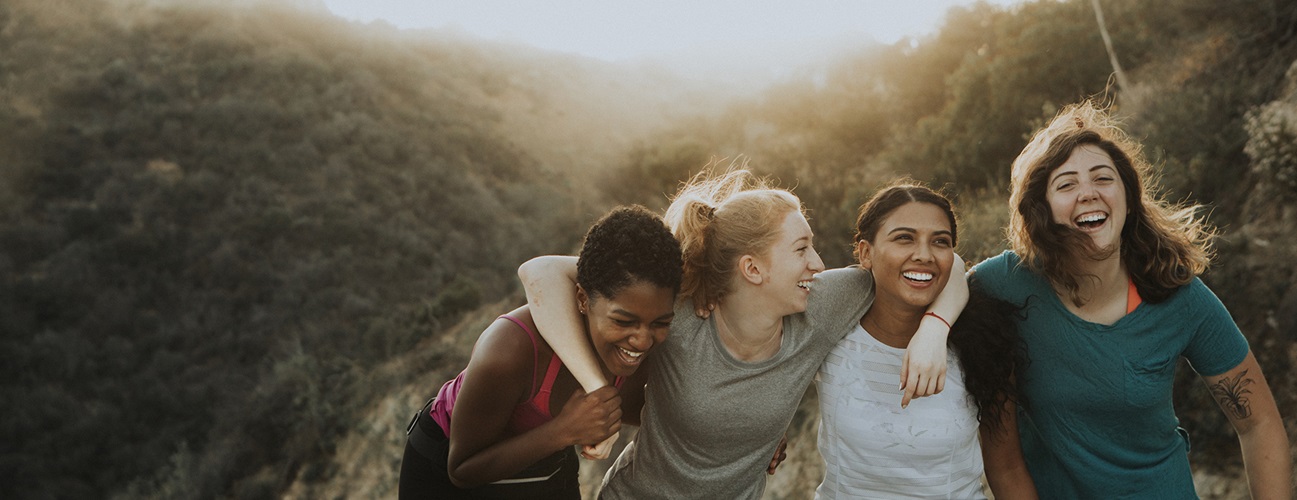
[3,0,1295,498]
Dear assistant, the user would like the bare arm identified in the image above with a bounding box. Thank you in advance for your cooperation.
[517,255,619,458]
[980,398,1038,499]
[901,253,969,406]
[1200,351,1291,499]
[518,256,608,391]
[446,318,622,487]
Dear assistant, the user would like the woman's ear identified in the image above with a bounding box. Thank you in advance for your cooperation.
[856,240,874,270]
[738,254,764,285]
[576,285,589,314]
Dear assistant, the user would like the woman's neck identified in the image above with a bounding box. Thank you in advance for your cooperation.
[1057,254,1131,325]
[580,323,616,384]
[1069,253,1127,300]
[712,291,785,362]
[860,296,923,349]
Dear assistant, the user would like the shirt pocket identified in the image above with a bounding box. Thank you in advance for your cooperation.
[1123,355,1176,408]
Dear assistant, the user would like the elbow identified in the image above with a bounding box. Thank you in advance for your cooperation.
[446,465,483,490]
[518,256,543,283]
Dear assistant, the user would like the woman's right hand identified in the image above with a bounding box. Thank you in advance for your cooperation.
[555,386,623,449]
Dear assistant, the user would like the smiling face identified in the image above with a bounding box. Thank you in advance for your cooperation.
[858,202,955,311]
[579,280,676,378]
[1046,143,1128,253]
[756,210,826,316]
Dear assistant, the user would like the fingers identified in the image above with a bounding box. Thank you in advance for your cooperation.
[899,351,910,392]
[584,433,618,460]
[901,369,920,408]
[767,436,788,475]
[588,385,620,403]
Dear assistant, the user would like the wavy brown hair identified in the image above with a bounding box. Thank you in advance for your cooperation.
[1008,102,1215,305]
[662,163,801,310]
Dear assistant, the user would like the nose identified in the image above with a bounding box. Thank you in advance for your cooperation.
[1078,181,1099,202]
[808,248,826,273]
[912,242,934,262]
[627,326,651,350]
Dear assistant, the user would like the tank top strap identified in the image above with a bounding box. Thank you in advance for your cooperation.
[533,358,623,415]
[534,353,564,415]
[498,314,542,397]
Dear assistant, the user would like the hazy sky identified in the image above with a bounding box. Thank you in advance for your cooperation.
[319,1,1021,63]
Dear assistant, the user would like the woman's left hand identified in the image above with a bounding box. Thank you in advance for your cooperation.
[900,317,949,408]
[766,435,788,475]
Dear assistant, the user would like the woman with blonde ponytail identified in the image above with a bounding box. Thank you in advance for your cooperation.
[519,165,967,499]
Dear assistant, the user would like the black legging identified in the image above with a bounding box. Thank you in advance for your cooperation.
[398,404,580,500]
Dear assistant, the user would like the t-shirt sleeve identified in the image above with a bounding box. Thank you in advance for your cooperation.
[968,251,1016,302]
[1181,278,1250,377]
[805,267,874,343]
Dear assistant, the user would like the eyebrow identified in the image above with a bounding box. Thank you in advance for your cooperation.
[886,227,954,237]
[1050,164,1116,184]
[611,308,675,321]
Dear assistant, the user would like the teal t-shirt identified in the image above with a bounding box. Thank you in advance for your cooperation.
[971,251,1249,499]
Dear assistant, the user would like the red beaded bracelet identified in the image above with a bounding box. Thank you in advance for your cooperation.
[924,311,951,329]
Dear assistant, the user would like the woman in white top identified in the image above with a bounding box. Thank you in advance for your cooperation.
[815,182,1037,499]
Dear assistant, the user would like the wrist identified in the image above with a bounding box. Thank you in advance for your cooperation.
[918,314,951,339]
[923,311,951,330]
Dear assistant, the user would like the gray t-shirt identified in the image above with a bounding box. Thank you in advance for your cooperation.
[600,268,874,499]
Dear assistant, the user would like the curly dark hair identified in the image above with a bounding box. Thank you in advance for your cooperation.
[948,286,1029,433]
[577,205,684,300]
[1009,102,1214,305]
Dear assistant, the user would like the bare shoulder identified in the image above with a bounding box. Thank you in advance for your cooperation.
[468,306,539,382]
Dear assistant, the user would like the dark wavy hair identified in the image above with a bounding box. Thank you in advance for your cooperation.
[948,286,1029,432]
[576,205,684,300]
[1008,101,1215,305]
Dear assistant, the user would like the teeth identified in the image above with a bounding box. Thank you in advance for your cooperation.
[619,347,643,358]
[902,271,934,282]
[1076,213,1107,224]
[797,280,812,290]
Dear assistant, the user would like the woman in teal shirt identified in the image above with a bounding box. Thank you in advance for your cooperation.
[972,102,1290,498]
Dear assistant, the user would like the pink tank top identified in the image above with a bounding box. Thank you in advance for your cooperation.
[428,314,623,435]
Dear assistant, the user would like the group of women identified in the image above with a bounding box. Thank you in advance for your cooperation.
[399,101,1291,499]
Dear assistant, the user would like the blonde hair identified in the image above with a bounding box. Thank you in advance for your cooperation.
[1008,101,1214,305]
[663,164,802,310]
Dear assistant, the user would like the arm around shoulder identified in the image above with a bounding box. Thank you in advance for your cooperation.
[518,256,608,392]
[901,254,968,405]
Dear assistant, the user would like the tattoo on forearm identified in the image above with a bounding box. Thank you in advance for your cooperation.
[1209,369,1254,419]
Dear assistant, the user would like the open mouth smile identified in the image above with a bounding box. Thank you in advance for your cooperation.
[902,271,934,283]
[1075,211,1108,230]
[617,346,645,365]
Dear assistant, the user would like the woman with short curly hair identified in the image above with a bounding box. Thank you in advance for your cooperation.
[399,205,683,499]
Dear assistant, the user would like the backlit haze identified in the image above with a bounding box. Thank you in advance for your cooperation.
[321,0,1022,86]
